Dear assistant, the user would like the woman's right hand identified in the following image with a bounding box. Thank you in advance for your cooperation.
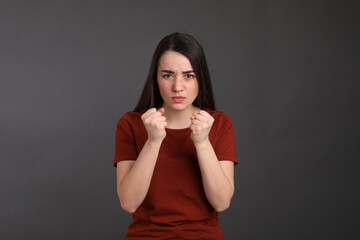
[141,108,167,143]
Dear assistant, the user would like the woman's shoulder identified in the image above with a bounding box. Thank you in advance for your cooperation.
[117,111,143,126]
[122,111,143,119]
[203,108,232,123]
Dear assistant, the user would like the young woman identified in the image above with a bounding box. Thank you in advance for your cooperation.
[113,32,238,239]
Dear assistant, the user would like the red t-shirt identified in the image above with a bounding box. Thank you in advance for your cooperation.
[113,109,238,240]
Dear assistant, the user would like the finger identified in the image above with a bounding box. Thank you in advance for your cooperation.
[190,119,203,125]
[194,114,208,122]
[189,125,196,134]
[147,110,162,120]
[142,108,157,119]
[156,121,167,130]
[151,116,166,123]
[189,125,199,134]
[199,110,212,119]
[151,120,167,130]
[160,121,167,128]
[143,110,163,124]
[158,108,165,115]
[158,116,166,122]
[199,111,214,124]
[190,112,201,120]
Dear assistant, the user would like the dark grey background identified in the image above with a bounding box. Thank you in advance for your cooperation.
[1,0,359,239]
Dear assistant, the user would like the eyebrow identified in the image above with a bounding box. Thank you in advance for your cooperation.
[161,70,194,74]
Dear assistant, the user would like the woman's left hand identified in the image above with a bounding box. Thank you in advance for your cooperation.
[190,110,214,144]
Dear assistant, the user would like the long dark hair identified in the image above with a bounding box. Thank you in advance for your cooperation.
[133,32,216,112]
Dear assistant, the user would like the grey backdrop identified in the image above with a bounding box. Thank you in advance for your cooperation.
[1,0,359,239]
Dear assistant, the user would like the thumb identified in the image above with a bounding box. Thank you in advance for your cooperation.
[158,108,165,115]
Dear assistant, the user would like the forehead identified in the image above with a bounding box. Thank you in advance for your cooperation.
[158,51,193,70]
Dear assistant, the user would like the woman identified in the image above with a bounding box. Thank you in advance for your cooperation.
[113,32,238,239]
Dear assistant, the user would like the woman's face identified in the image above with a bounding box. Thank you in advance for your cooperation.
[157,50,199,112]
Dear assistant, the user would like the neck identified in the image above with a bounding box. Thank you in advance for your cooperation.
[163,105,201,129]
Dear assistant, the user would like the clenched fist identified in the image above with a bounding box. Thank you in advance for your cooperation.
[141,108,167,143]
[190,110,214,143]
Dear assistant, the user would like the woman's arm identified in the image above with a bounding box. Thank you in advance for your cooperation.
[194,141,234,212]
[190,111,235,212]
[116,108,167,213]
[116,140,162,213]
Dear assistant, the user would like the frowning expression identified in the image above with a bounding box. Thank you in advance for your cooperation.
[157,51,199,111]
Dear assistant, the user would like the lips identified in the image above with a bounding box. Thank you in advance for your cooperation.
[171,96,185,103]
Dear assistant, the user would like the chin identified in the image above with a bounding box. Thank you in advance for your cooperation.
[167,103,191,111]
[171,105,187,111]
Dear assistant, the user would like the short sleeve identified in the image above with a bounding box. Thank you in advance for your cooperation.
[214,114,238,165]
[113,114,138,167]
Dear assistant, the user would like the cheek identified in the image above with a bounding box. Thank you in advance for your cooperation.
[157,80,169,95]
[191,81,199,95]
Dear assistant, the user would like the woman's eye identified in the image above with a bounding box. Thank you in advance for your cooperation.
[163,74,172,78]
[185,74,195,79]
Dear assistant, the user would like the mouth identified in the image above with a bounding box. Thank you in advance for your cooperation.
[171,96,185,103]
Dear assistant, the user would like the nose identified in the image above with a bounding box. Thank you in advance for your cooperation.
[172,75,184,92]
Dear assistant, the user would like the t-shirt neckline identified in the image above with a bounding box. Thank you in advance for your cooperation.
[165,127,191,133]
